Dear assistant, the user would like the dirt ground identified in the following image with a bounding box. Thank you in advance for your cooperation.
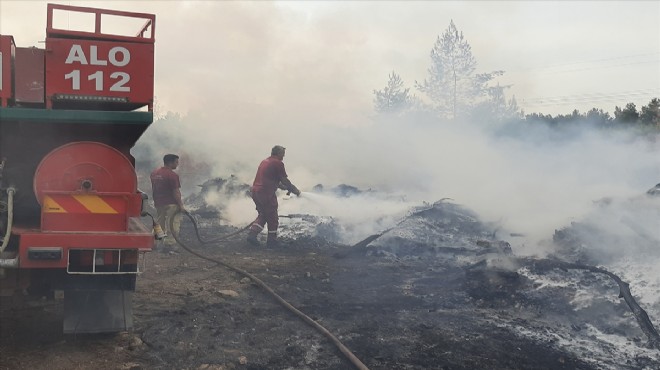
[0,220,646,370]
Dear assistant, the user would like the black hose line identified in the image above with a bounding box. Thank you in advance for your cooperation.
[183,211,251,245]
[168,210,370,370]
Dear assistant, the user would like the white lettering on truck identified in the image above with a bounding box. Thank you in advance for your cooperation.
[65,45,130,67]
[63,44,131,92]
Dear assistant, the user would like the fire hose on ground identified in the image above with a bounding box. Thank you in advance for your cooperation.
[166,210,370,370]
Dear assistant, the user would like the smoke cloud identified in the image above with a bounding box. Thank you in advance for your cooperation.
[137,107,660,256]
[68,0,654,255]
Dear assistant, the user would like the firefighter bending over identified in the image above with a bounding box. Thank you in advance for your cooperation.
[247,145,301,247]
[151,154,186,249]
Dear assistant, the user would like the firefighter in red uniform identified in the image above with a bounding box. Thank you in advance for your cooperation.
[247,145,300,247]
[150,154,186,249]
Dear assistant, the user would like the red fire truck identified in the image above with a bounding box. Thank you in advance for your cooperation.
[0,4,156,333]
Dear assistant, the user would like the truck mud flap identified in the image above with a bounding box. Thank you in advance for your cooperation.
[63,290,133,334]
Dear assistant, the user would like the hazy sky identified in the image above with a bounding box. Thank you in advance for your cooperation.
[1,1,659,252]
[1,0,658,119]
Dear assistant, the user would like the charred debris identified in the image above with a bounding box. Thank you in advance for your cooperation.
[181,177,660,353]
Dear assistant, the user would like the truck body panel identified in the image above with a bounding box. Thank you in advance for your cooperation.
[0,3,157,333]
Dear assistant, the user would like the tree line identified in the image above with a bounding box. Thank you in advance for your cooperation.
[373,20,659,129]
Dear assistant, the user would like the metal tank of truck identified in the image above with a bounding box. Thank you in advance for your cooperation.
[0,3,157,333]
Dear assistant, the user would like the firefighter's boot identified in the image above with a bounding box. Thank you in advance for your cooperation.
[246,223,263,246]
[266,232,278,248]
[246,233,260,246]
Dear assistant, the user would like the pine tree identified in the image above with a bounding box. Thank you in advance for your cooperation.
[639,98,660,127]
[373,71,412,114]
[471,82,522,121]
[415,20,518,121]
[416,20,477,119]
[614,103,640,124]
[585,108,612,126]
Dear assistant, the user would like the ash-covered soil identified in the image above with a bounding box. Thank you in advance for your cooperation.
[2,199,660,370]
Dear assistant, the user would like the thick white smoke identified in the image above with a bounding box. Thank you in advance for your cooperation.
[137,110,660,256]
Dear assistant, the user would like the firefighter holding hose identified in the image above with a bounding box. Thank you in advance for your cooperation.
[247,145,300,247]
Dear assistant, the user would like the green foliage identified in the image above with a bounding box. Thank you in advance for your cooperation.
[371,21,655,131]
[585,108,612,126]
[416,20,477,119]
[373,71,412,114]
[524,99,659,132]
[470,84,522,121]
[413,20,519,121]
[614,103,640,124]
[639,98,660,126]
[525,109,611,126]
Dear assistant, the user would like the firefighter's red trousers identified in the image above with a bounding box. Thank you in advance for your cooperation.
[249,190,279,240]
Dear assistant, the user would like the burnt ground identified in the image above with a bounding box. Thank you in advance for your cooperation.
[1,211,659,370]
